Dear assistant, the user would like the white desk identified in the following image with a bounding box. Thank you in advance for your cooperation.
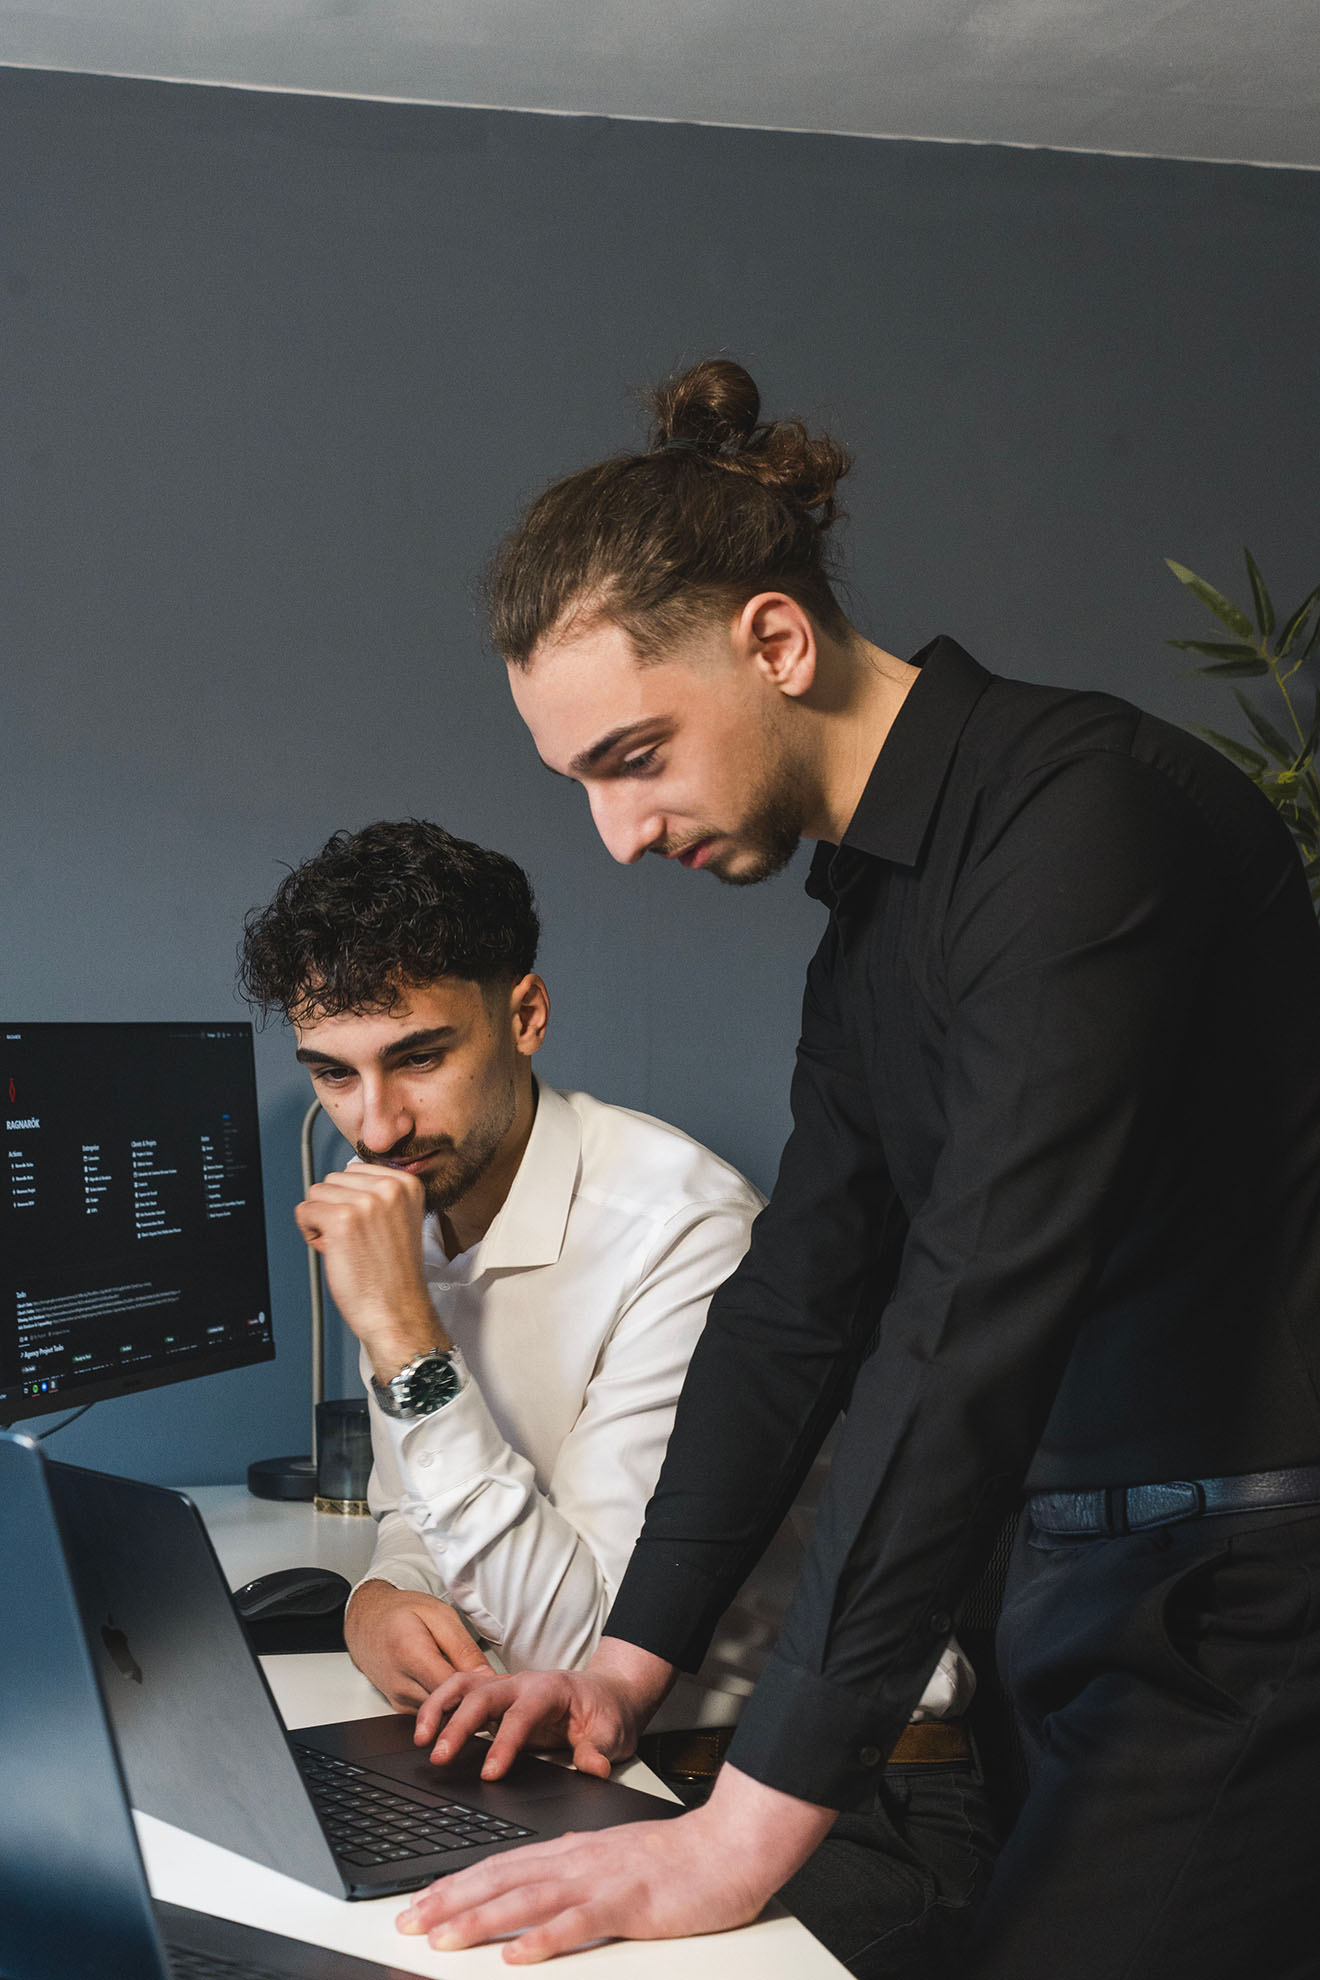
[137,1486,847,1978]
[186,1483,384,1589]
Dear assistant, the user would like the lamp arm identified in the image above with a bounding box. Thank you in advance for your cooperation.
[299,1098,325,1459]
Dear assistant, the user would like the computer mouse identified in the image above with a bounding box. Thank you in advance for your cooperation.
[232,1566,352,1621]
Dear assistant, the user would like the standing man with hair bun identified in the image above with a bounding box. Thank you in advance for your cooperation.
[398,362,1320,1979]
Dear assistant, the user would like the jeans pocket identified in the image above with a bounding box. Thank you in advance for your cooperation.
[907,1767,996,1910]
[1158,1544,1309,1719]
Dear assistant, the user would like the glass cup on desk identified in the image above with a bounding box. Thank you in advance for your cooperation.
[314,1398,372,1515]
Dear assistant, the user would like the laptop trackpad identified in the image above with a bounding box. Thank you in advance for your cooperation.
[367,1743,580,1804]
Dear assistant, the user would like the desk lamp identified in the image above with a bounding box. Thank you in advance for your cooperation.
[246,1100,327,1501]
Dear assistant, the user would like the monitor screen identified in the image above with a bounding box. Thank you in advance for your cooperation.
[2,1022,275,1422]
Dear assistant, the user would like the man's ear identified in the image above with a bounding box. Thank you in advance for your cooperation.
[736,593,818,700]
[508,973,550,1058]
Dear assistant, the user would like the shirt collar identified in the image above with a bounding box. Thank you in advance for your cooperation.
[806,636,991,898]
[467,1077,582,1272]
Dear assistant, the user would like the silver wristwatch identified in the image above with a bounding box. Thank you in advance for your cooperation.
[370,1347,462,1420]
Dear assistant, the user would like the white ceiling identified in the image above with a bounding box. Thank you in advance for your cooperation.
[1,0,1317,170]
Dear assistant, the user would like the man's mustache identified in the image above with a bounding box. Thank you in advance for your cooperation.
[355,1135,456,1166]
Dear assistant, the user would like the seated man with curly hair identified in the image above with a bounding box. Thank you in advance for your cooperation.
[239,819,778,1717]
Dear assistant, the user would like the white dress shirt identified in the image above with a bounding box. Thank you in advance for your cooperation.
[357,1079,972,1726]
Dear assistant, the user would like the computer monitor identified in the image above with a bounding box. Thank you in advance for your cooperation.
[1,1022,274,1423]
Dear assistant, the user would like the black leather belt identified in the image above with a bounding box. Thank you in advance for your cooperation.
[1029,1465,1320,1537]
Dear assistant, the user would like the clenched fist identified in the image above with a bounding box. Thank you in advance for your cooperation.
[294,1163,447,1379]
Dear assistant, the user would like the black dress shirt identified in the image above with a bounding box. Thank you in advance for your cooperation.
[606,636,1320,1810]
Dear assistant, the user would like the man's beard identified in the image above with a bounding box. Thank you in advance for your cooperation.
[699,748,813,888]
[356,1082,517,1217]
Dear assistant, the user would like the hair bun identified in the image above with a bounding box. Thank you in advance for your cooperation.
[647,357,850,523]
[488,355,855,666]
[649,357,761,454]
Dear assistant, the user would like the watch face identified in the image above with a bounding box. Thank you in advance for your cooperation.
[395,1351,460,1416]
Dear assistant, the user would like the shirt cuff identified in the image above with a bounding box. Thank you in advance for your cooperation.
[347,1562,439,1603]
[373,1349,508,1491]
[605,1552,735,1674]
[724,1652,928,1811]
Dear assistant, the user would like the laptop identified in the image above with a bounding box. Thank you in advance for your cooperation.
[44,1453,679,1902]
[0,1429,418,1979]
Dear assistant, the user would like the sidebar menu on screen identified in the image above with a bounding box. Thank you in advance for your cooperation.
[2,1024,274,1416]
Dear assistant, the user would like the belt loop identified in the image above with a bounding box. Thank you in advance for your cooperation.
[1105,1485,1129,1536]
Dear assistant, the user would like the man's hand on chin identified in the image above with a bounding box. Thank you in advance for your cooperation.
[344,1581,493,1711]
[395,1763,837,1963]
[293,1163,448,1371]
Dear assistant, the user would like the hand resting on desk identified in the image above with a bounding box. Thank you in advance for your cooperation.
[344,1579,493,1711]
[396,1758,836,1964]
[398,1645,836,1963]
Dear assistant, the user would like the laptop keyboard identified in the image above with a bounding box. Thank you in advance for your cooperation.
[166,1947,300,1980]
[293,1742,535,1867]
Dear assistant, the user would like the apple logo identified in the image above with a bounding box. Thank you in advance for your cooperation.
[101,1616,143,1684]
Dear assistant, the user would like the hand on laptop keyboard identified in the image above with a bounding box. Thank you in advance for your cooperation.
[414,1665,641,1780]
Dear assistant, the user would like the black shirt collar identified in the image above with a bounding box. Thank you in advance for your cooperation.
[806,637,992,901]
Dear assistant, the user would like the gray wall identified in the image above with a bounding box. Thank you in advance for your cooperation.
[3,67,1318,1483]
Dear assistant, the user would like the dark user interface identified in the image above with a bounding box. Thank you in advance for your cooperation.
[2,1023,274,1418]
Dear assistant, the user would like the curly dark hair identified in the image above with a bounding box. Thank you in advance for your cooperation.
[239,820,540,1024]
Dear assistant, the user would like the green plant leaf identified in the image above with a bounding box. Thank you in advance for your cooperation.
[1165,559,1255,639]
[1292,821,1320,866]
[1244,549,1276,638]
[1192,657,1273,679]
[1166,639,1263,661]
[1290,697,1320,774]
[1277,585,1320,656]
[1195,727,1268,775]
[1232,689,1295,765]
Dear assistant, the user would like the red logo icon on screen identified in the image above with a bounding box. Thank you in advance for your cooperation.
[7,1077,14,1103]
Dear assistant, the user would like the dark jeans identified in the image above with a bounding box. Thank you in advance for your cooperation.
[777,1754,997,1979]
[966,1504,1320,1979]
